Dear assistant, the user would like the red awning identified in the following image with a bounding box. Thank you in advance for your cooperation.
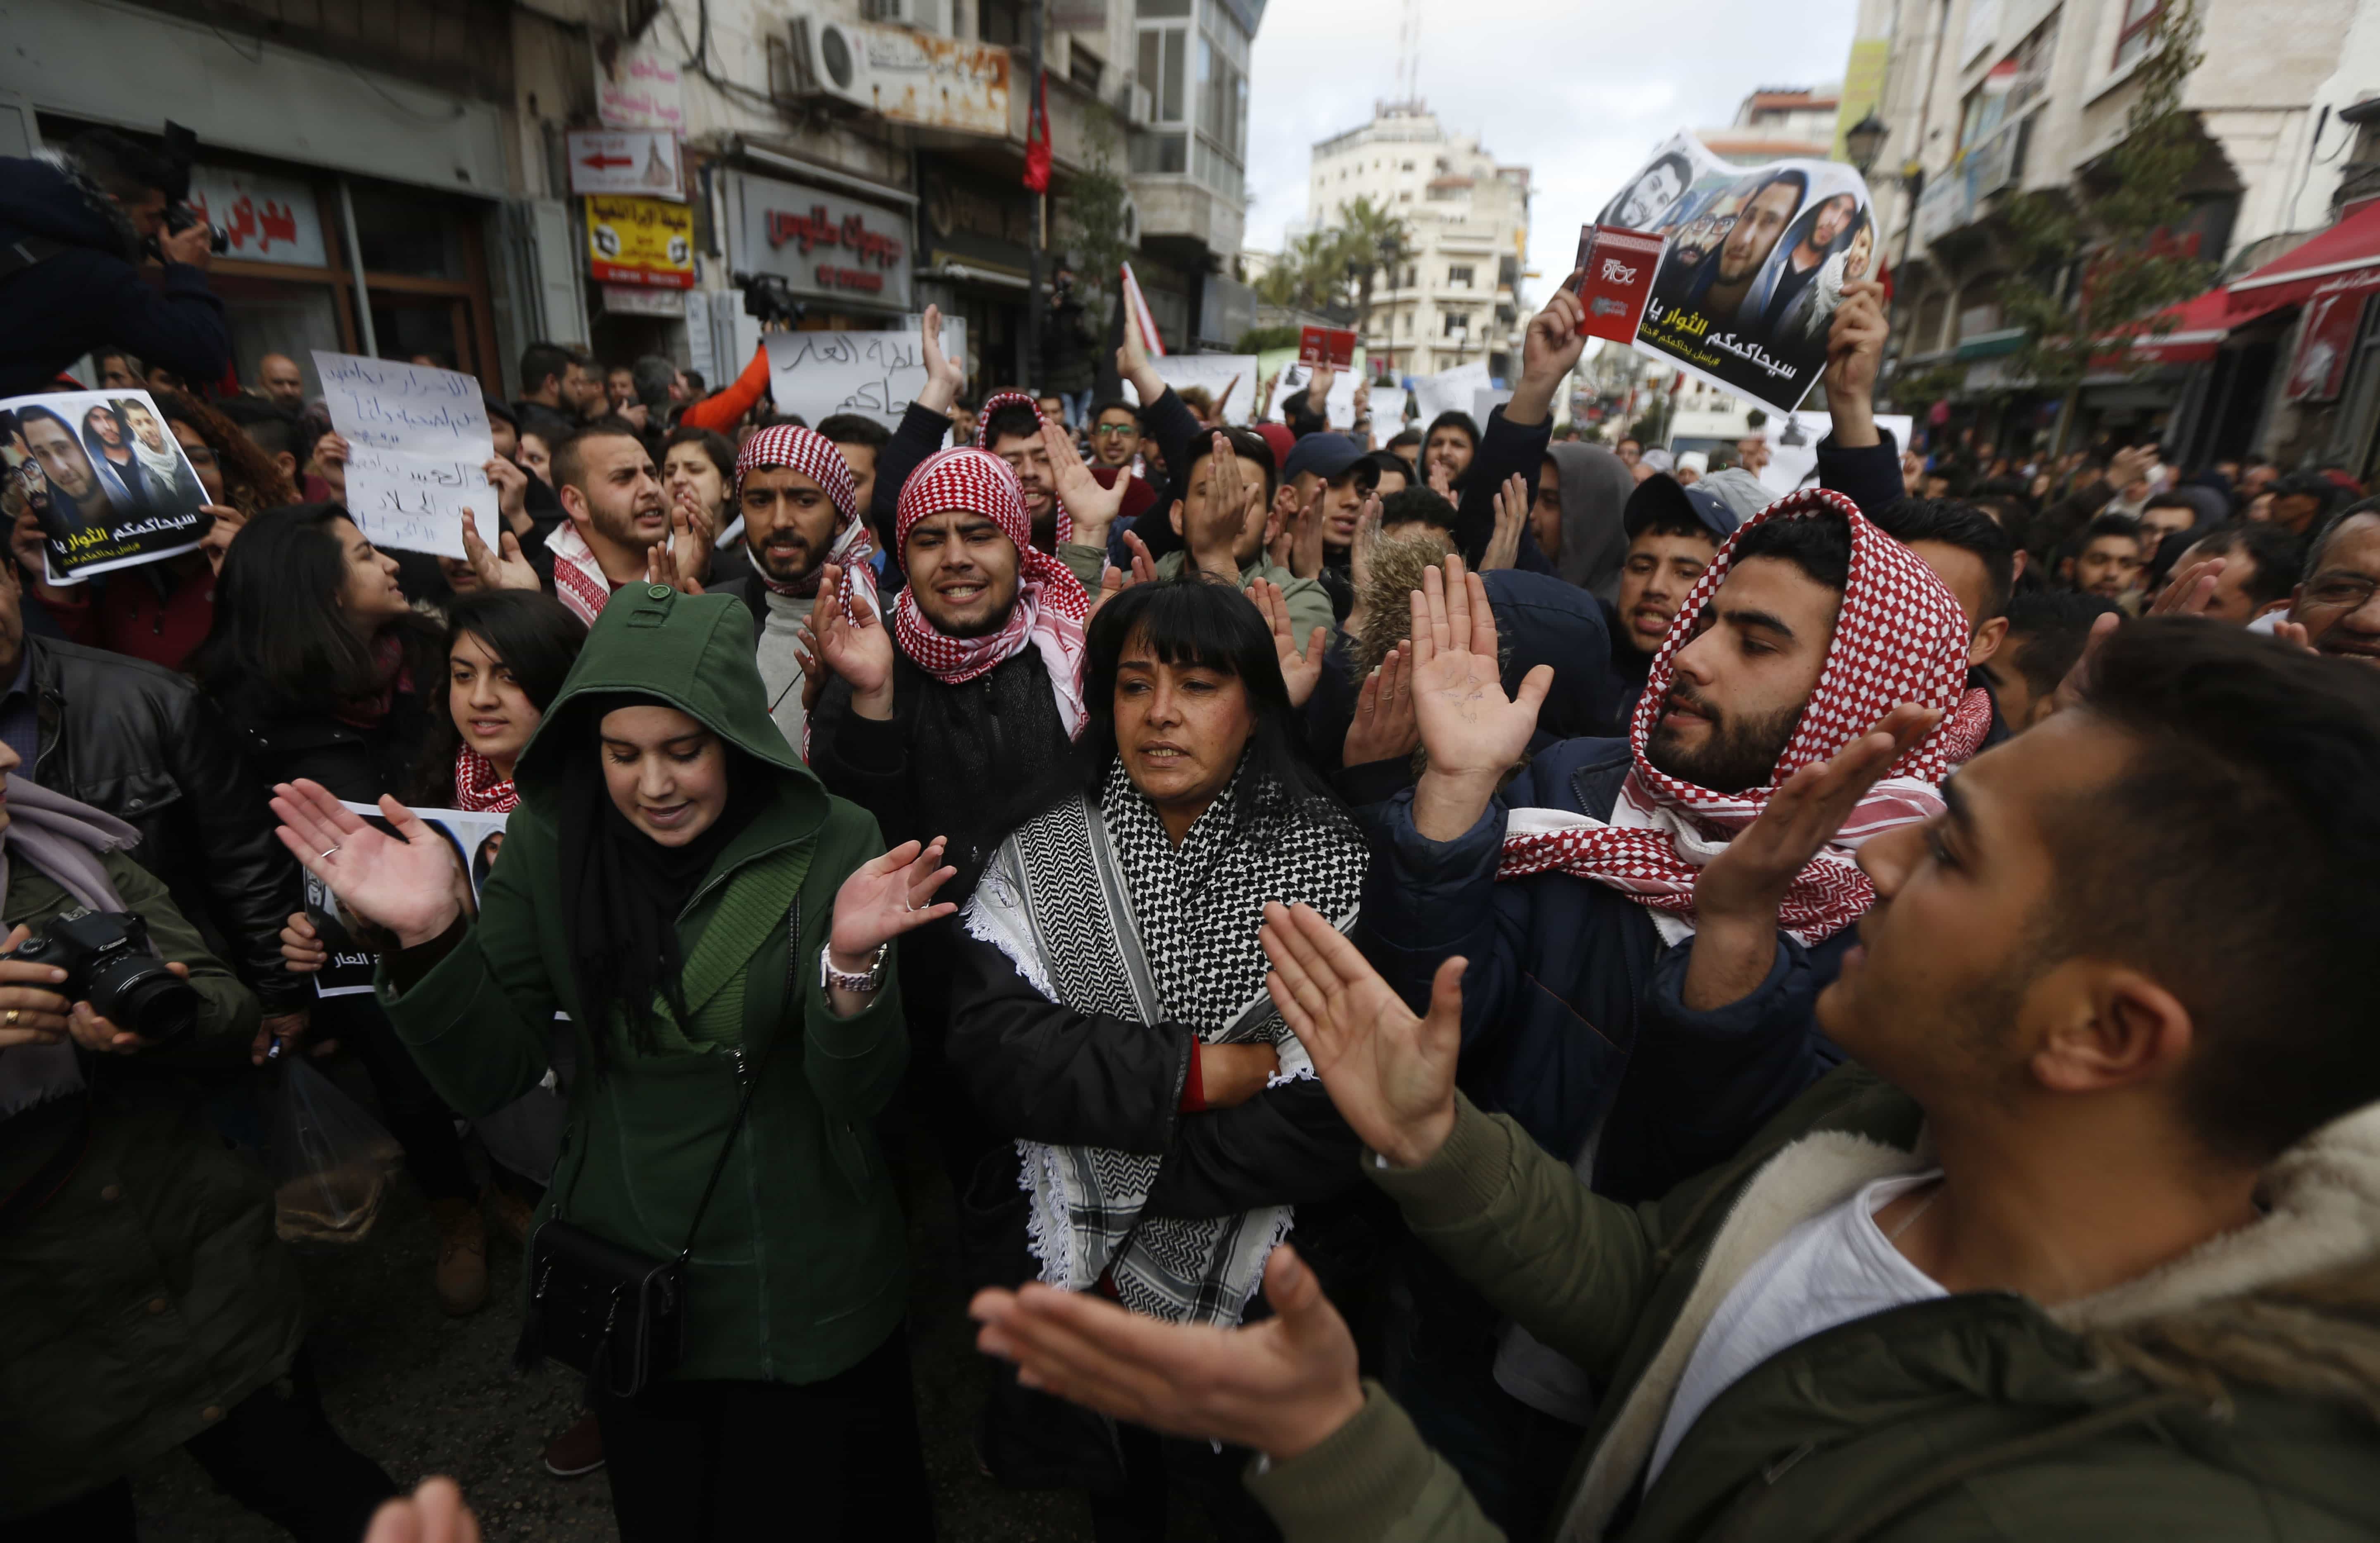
[2129,282,2299,364]
[2225,200,2380,314]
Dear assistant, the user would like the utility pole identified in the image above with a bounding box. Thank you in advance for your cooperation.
[1024,0,1047,390]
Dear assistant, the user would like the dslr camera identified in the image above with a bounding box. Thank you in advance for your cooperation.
[5,909,200,1043]
[139,121,227,263]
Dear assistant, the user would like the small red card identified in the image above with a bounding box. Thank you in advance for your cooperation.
[1298,326,1357,367]
[1568,225,1666,344]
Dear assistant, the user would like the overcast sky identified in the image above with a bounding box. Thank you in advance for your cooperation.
[1241,0,1864,283]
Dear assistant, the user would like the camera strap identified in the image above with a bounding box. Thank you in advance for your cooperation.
[0,236,67,284]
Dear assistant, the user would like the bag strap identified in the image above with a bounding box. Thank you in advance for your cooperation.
[669,892,800,1267]
[0,236,66,285]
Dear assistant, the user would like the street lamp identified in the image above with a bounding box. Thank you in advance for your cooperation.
[1844,112,1888,176]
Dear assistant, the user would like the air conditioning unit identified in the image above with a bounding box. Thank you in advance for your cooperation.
[1124,80,1155,128]
[786,14,874,109]
[863,0,943,32]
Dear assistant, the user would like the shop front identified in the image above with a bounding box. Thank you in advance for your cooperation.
[916,150,1038,388]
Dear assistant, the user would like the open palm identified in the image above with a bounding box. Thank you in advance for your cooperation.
[831,839,959,961]
[1261,902,1462,1170]
[1408,556,1550,780]
[271,781,469,946]
[814,563,895,696]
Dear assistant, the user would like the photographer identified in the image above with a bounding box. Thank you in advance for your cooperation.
[0,738,396,1537]
[0,129,230,397]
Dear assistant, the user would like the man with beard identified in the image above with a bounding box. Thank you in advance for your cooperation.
[805,445,1092,1192]
[702,423,879,751]
[2283,502,2380,664]
[1690,169,1805,322]
[542,417,705,624]
[1748,191,1856,332]
[1345,492,1983,1538]
[18,404,126,545]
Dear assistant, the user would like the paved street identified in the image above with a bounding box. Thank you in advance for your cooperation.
[128,1097,1195,1541]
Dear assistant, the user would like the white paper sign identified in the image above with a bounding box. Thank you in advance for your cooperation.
[1409,361,1492,426]
[312,352,495,559]
[762,321,967,430]
[1269,362,1359,429]
[1752,409,1914,497]
[1121,354,1256,426]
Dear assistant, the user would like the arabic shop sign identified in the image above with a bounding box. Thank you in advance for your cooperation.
[186,166,326,268]
[731,173,912,312]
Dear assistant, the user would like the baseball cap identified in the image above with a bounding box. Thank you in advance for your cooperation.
[1280,432,1372,484]
[1624,472,1742,542]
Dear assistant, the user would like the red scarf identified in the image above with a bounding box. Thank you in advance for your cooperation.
[453,747,518,813]
[890,447,1088,737]
[1497,488,1989,944]
[735,423,883,611]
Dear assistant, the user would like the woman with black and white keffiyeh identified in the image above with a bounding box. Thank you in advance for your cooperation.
[948,574,1366,1535]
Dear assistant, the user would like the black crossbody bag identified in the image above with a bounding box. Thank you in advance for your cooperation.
[514,1039,779,1400]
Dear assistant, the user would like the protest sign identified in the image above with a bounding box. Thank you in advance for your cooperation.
[1269,362,1357,429]
[0,388,208,581]
[1120,354,1256,425]
[1600,131,1878,418]
[309,804,512,1000]
[1569,225,1666,344]
[312,352,496,560]
[1409,360,1490,426]
[1748,409,1914,498]
[1298,326,1357,368]
[762,318,966,430]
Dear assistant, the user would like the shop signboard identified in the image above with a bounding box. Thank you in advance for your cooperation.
[858,25,1011,136]
[566,129,684,202]
[587,194,695,290]
[596,36,685,132]
[186,165,326,268]
[732,174,912,313]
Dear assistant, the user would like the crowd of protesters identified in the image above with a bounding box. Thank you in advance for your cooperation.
[2,127,2378,1543]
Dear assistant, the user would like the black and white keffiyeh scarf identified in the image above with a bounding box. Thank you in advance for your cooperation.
[964,758,1364,1325]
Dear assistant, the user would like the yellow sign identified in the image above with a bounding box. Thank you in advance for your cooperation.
[1832,38,1890,163]
[586,194,694,289]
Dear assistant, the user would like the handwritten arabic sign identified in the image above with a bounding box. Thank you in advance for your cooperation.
[311,352,494,560]
[762,320,967,430]
[1,389,209,580]
[1600,131,1877,417]
[187,166,325,268]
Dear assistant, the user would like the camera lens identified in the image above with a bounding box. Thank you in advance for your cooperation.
[86,953,200,1043]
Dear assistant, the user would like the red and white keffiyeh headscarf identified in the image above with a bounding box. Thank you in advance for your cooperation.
[735,423,881,619]
[1498,488,1993,944]
[891,446,1090,737]
[973,390,1045,448]
[547,522,615,628]
[453,747,519,813]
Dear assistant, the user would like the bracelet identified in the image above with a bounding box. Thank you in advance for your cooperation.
[821,941,888,995]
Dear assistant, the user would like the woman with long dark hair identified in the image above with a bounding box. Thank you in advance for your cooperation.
[413,590,588,809]
[272,587,945,1541]
[188,503,487,1312]
[947,573,1366,1540]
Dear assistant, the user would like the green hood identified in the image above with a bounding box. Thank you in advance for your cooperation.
[516,585,820,814]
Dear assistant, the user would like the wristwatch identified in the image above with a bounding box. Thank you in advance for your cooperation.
[821,941,888,995]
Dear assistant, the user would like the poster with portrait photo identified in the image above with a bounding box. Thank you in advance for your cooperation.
[308,804,511,1000]
[0,388,209,582]
[1599,133,1878,418]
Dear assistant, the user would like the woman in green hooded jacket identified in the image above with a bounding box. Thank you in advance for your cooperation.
[269,583,952,1542]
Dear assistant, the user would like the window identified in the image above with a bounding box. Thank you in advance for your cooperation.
[1130,133,1188,174]
[1448,264,1474,286]
[979,0,1024,44]
[1441,310,1471,337]
[2113,0,2162,68]
[1068,42,1104,93]
[1137,24,1186,123]
[1401,160,1415,171]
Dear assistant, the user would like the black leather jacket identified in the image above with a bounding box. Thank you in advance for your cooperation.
[24,635,303,1012]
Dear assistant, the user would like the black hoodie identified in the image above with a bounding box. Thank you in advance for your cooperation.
[0,155,230,395]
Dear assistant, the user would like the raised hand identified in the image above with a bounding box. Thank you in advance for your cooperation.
[1047,421,1126,547]
[270,781,469,948]
[1481,473,1528,571]
[1822,279,1889,447]
[670,487,714,582]
[461,510,540,592]
[813,562,897,717]
[482,454,528,528]
[1114,311,1163,403]
[2050,611,2123,718]
[829,837,959,970]
[1261,901,1464,1168]
[1408,557,1550,838]
[2149,556,2224,617]
[919,304,966,414]
[1188,432,1249,580]
[1512,281,1588,423]
[1426,460,1454,499]
[1342,641,1418,767]
[971,1243,1363,1462]
[1288,480,1328,580]
[1120,528,1159,588]
[1303,363,1338,420]
[644,514,705,595]
[198,504,248,577]
[2105,441,2158,493]
[1683,703,1941,1010]
[1250,577,1327,709]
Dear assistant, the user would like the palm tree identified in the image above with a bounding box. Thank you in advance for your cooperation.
[1331,196,1411,375]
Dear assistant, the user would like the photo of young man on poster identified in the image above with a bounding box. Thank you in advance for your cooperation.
[0,388,210,579]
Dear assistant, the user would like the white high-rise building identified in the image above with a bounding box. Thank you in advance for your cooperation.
[1304,102,1532,380]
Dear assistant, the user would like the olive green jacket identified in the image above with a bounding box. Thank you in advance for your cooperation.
[0,851,277,1519]
[383,585,909,1386]
[1250,1067,2380,1542]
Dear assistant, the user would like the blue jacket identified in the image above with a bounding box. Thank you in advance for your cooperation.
[1357,735,1849,1202]
[0,157,230,395]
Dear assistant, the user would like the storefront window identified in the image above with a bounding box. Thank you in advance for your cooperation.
[348,182,467,281]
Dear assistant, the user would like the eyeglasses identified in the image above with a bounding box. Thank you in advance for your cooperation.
[1092,424,1139,438]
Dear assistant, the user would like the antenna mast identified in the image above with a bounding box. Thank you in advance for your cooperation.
[1393,0,1421,106]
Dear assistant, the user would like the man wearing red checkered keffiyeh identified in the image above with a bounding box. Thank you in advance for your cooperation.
[973,390,1063,549]
[1357,488,1986,1180]
[702,423,881,751]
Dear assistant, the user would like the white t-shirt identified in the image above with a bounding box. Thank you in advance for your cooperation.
[1645,1171,1946,1483]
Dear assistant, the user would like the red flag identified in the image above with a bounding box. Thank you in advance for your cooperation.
[1023,72,1052,193]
